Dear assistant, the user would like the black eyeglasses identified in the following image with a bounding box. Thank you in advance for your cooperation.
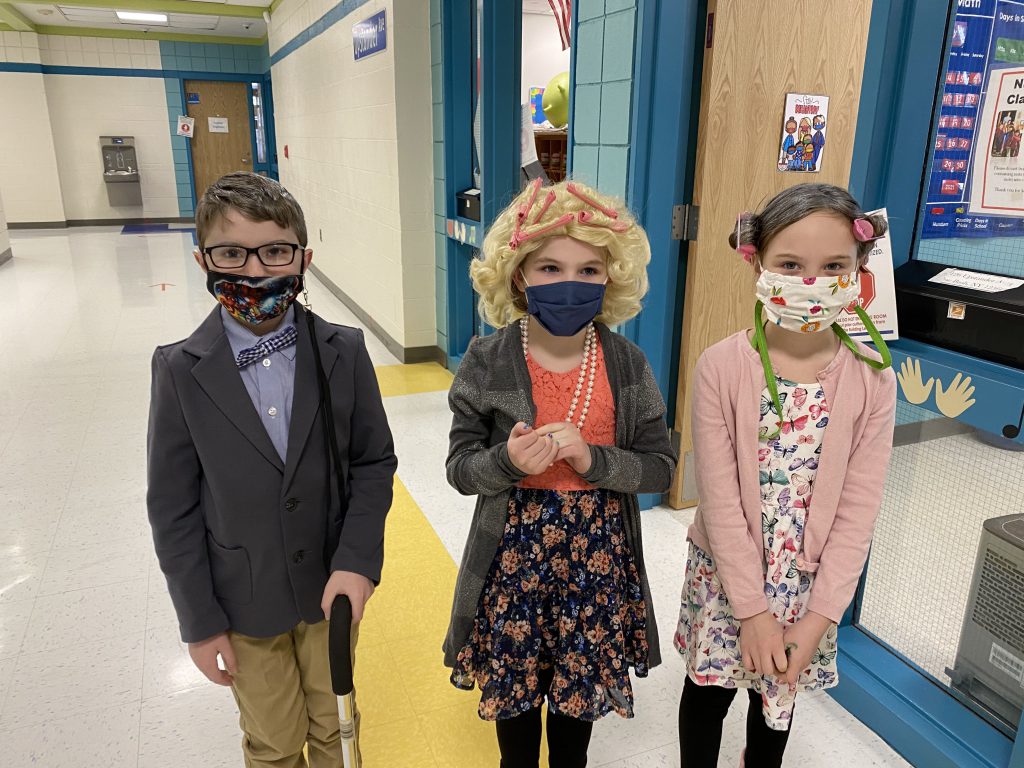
[203,243,304,270]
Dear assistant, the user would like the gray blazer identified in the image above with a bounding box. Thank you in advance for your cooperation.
[147,305,397,643]
[442,323,677,668]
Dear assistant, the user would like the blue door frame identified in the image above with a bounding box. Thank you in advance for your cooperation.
[620,0,706,509]
[626,0,705,417]
[439,0,704,509]
[834,2,1024,765]
[440,0,521,371]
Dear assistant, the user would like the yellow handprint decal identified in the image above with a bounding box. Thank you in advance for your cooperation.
[897,358,935,405]
[935,373,976,418]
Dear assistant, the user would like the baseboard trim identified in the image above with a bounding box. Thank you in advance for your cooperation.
[0,247,12,267]
[8,221,67,229]
[309,264,447,367]
[9,217,193,229]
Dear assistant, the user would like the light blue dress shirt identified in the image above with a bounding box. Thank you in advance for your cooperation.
[221,304,298,461]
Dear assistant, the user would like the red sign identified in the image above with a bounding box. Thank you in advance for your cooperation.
[846,270,876,313]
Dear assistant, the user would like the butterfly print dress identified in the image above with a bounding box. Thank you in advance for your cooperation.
[674,376,839,731]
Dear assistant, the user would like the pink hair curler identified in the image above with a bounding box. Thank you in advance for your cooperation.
[852,218,881,242]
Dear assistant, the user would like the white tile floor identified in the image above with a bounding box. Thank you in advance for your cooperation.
[0,228,911,766]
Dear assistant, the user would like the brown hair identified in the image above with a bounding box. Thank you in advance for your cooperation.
[195,172,307,248]
[729,182,888,266]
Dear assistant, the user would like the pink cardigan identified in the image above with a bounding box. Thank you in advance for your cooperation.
[688,330,897,624]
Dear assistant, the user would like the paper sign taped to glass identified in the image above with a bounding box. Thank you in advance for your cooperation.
[834,208,899,341]
[970,67,1024,214]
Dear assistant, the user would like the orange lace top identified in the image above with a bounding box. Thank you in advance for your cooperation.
[518,337,616,491]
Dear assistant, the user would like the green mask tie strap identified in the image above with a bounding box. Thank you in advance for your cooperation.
[831,304,893,370]
[750,301,892,441]
[752,301,783,441]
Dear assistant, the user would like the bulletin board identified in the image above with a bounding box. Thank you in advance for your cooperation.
[922,0,1024,239]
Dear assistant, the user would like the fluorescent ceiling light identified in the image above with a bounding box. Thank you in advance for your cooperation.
[116,11,168,23]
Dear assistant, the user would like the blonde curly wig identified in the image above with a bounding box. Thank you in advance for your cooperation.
[471,179,651,328]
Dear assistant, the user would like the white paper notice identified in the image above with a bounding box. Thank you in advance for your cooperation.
[970,67,1024,215]
[835,208,899,340]
[176,116,194,138]
[208,117,229,133]
[928,267,1024,293]
[520,104,539,167]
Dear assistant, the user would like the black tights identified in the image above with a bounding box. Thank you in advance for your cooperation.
[678,677,793,768]
[494,668,594,768]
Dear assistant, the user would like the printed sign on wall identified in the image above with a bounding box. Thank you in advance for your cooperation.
[835,208,900,340]
[353,10,387,61]
[777,93,829,173]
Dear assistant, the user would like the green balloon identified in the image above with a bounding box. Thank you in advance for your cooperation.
[542,71,570,128]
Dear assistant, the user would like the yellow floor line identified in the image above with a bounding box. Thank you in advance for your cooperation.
[347,363,497,765]
[354,476,502,767]
[334,363,549,764]
[375,362,454,399]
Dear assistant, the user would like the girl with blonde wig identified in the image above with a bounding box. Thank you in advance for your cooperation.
[443,178,676,768]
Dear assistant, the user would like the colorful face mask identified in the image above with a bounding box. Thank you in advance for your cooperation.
[750,269,892,440]
[522,274,607,336]
[206,270,304,326]
[755,271,861,334]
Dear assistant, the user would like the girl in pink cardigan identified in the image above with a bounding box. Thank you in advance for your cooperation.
[674,184,897,768]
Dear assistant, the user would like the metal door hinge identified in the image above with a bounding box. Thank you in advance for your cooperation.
[671,204,699,241]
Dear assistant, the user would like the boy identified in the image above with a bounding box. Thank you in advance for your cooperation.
[147,172,396,767]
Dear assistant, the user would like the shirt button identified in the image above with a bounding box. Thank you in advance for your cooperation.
[285,498,297,511]
[292,550,305,564]
[268,406,278,417]
[262,358,271,368]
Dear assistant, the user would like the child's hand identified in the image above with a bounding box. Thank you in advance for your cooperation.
[542,421,593,475]
[322,570,375,623]
[507,422,560,475]
[739,611,788,677]
[780,611,833,684]
[188,632,237,686]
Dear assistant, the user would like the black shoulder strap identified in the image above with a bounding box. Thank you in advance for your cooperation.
[303,305,349,536]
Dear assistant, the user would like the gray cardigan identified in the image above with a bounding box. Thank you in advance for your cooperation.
[442,322,677,668]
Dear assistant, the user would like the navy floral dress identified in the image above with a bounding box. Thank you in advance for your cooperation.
[450,344,650,721]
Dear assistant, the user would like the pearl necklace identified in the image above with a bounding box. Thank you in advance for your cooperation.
[520,317,597,430]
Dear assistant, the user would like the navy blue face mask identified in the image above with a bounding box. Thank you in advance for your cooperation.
[522,275,607,336]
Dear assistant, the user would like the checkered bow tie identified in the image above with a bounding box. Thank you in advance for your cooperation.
[235,325,298,369]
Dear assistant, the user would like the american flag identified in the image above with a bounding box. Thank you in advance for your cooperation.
[547,0,572,50]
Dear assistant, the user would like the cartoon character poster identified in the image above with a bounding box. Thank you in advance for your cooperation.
[777,94,829,173]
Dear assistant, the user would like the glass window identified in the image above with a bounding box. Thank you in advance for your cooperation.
[252,82,268,166]
[858,0,1024,736]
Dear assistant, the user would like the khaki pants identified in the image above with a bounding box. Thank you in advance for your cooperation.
[229,621,360,768]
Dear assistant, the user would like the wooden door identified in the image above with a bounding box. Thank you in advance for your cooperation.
[184,80,254,199]
[667,0,873,508]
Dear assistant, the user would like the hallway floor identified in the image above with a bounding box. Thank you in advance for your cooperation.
[0,227,911,766]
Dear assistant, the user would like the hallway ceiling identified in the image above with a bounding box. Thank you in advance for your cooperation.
[1,0,270,40]
[522,0,556,14]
